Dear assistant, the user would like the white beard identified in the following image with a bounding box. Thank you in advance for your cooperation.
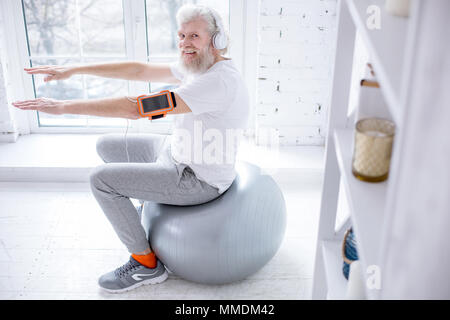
[178,45,216,75]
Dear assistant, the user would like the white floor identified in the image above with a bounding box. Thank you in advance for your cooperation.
[0,134,324,300]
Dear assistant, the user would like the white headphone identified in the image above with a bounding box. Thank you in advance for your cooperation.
[209,9,227,50]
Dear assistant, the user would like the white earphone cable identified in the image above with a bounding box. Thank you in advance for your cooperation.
[125,118,130,163]
[124,96,136,163]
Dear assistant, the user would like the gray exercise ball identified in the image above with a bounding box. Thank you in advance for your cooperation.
[140,161,286,285]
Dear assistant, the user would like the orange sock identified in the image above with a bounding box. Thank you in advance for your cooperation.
[132,252,157,268]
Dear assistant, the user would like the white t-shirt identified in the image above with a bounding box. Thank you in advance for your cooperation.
[170,59,250,194]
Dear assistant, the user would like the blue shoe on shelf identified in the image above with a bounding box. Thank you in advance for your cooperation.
[342,227,359,280]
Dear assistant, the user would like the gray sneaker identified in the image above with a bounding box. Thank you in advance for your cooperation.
[98,256,168,293]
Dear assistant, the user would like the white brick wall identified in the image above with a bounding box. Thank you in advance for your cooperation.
[256,0,337,146]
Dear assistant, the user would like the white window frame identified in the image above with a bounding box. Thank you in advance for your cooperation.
[1,0,256,136]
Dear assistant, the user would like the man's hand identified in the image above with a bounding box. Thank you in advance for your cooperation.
[24,65,74,82]
[12,97,65,115]
[13,96,139,119]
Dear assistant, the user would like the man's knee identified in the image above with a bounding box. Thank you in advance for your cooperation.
[89,164,110,190]
[96,134,113,158]
[96,133,123,161]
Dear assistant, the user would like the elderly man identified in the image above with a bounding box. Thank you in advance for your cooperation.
[12,4,249,293]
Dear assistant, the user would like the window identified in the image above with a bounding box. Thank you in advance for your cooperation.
[22,0,129,128]
[19,0,230,132]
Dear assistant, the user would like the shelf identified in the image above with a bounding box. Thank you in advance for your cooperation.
[333,128,387,299]
[346,0,409,125]
[322,240,347,299]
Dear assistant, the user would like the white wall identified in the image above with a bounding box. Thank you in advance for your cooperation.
[0,60,11,131]
[0,1,31,141]
[256,0,337,146]
[0,10,19,142]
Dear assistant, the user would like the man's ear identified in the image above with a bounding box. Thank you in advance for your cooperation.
[209,39,218,52]
[210,45,221,58]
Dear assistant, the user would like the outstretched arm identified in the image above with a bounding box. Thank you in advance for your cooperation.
[12,93,191,119]
[24,62,181,83]
[12,97,140,119]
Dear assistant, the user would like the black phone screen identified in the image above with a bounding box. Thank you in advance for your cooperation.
[141,94,170,113]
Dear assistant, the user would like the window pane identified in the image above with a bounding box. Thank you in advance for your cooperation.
[84,60,129,99]
[85,76,128,98]
[31,58,129,127]
[78,0,126,56]
[84,70,128,127]
[146,0,229,57]
[23,0,127,57]
[83,58,129,127]
[22,0,129,128]
[32,59,84,100]
[31,59,88,126]
[84,59,128,127]
[23,0,80,56]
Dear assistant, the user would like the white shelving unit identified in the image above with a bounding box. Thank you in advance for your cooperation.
[321,240,348,299]
[312,0,419,299]
[346,0,409,124]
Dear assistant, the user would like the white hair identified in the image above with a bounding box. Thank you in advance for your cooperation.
[176,4,229,55]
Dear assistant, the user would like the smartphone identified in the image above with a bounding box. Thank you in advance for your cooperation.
[137,90,176,119]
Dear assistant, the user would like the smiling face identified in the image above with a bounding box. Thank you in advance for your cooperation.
[177,17,217,74]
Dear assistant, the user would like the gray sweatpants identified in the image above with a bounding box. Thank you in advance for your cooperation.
[90,133,221,254]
